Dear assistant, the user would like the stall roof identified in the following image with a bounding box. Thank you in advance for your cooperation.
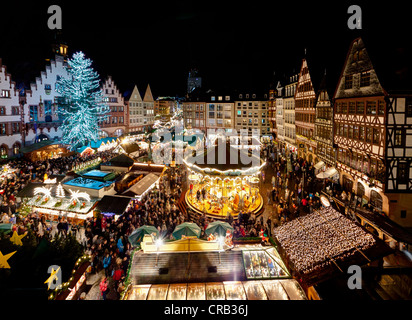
[355,209,412,245]
[273,207,393,287]
[95,195,132,215]
[102,153,135,168]
[122,173,159,197]
[125,279,306,300]
[186,140,263,172]
[19,140,60,154]
[127,248,306,300]
[120,143,140,154]
[16,176,68,198]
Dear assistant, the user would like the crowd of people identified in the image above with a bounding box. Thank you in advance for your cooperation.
[0,139,350,299]
[0,150,117,240]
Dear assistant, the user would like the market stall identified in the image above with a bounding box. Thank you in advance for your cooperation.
[26,184,98,224]
[123,279,307,300]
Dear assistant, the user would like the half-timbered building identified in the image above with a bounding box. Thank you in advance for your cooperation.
[295,58,318,164]
[0,59,24,158]
[314,72,336,168]
[334,37,412,227]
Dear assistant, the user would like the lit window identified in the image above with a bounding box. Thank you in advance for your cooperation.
[360,71,371,87]
[344,75,353,90]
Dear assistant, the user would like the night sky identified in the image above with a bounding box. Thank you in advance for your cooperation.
[0,0,410,97]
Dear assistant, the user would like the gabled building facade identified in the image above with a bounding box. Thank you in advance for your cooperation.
[100,76,126,137]
[0,59,24,158]
[126,85,144,134]
[268,82,277,136]
[275,82,285,146]
[314,73,335,167]
[24,55,69,145]
[295,58,317,163]
[334,37,412,227]
[142,84,155,130]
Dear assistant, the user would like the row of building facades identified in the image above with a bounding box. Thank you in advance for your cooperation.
[182,37,412,228]
[0,49,177,159]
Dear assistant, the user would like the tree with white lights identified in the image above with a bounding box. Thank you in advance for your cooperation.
[56,52,109,150]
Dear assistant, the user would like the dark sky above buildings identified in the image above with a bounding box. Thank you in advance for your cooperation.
[0,0,411,97]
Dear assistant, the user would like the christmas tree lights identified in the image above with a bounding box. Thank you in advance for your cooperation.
[56,52,109,150]
[56,183,65,198]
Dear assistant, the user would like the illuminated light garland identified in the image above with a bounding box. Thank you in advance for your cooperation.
[34,187,52,198]
[69,189,91,203]
[183,159,266,176]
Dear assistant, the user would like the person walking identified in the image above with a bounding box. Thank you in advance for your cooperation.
[99,277,109,300]
[102,252,111,277]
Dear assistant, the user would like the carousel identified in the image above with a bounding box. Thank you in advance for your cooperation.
[184,140,265,220]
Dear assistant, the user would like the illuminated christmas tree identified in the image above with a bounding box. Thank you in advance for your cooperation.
[56,52,109,150]
[56,183,65,198]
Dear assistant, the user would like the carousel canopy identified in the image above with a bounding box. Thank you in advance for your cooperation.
[185,141,263,175]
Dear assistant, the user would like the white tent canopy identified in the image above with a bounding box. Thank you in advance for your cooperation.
[314,161,325,170]
[316,167,338,179]
[122,173,160,198]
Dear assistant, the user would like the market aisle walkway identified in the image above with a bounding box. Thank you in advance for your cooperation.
[84,270,118,300]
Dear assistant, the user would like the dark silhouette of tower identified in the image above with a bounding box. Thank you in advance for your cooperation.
[187,68,202,94]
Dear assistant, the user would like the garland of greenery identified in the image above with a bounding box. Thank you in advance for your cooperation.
[48,254,91,300]
[119,246,139,300]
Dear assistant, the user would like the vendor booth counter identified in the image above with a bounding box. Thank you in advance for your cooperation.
[124,279,306,300]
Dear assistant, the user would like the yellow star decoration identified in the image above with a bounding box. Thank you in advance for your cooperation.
[10,231,27,246]
[44,267,60,290]
[0,250,16,269]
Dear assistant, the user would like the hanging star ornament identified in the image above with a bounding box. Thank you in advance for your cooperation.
[44,267,60,290]
[10,231,27,246]
[0,250,16,269]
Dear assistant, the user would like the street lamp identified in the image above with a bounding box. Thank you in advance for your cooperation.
[218,236,225,265]
[154,237,163,267]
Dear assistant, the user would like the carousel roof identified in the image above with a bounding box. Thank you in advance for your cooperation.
[185,141,263,174]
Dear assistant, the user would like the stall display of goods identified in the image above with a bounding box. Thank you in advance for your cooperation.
[242,249,290,280]
[223,281,246,300]
[242,281,268,300]
[205,283,225,300]
[167,284,187,300]
[260,280,289,300]
[279,279,307,300]
[147,284,169,300]
[186,283,206,300]
[127,285,150,300]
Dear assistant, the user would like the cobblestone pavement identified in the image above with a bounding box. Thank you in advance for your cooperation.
[84,270,119,300]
